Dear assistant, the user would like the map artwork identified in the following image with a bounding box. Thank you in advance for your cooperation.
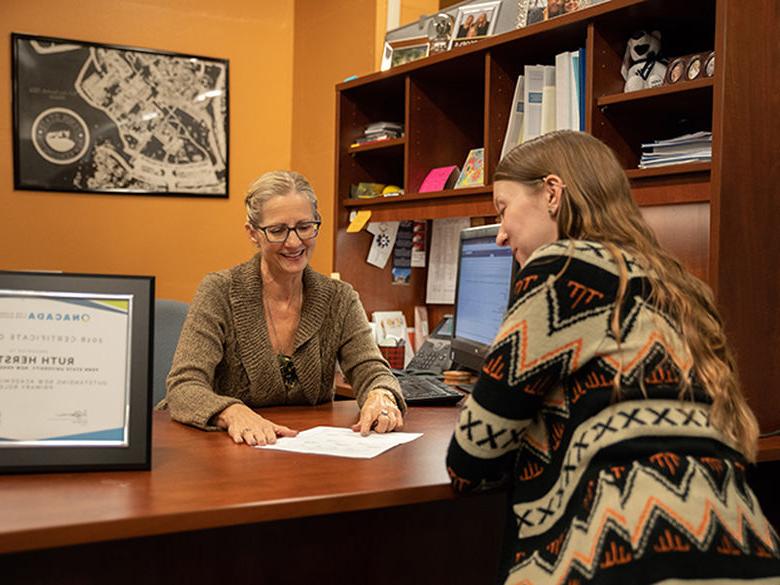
[13,34,229,196]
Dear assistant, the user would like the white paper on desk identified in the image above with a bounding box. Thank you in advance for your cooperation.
[256,426,422,459]
[426,217,470,304]
[366,221,400,269]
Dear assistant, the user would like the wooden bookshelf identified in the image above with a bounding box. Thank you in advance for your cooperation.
[333,0,780,436]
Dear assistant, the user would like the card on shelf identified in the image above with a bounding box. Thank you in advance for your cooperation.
[418,165,459,193]
[455,148,484,188]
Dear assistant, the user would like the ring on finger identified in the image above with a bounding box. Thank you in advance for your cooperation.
[380,410,389,417]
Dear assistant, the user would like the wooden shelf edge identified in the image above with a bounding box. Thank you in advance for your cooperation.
[342,185,492,208]
[758,436,780,463]
[348,137,405,154]
[597,78,714,107]
[626,162,711,180]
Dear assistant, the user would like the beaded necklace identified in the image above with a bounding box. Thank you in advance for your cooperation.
[263,285,302,389]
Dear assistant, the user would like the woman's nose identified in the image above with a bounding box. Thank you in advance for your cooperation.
[496,229,509,247]
[285,228,303,246]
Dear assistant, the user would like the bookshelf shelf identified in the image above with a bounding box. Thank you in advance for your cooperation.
[596,78,714,108]
[625,162,711,179]
[348,137,405,154]
[342,185,492,208]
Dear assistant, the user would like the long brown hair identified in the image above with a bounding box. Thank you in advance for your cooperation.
[495,130,758,461]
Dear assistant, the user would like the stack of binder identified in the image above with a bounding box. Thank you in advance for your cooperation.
[500,48,585,160]
[639,131,712,168]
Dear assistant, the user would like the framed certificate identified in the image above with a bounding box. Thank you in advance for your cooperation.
[0,272,153,473]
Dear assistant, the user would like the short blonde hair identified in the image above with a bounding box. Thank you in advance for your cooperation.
[244,170,320,227]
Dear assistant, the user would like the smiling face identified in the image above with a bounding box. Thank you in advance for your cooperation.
[548,0,564,16]
[252,192,317,276]
[493,180,560,267]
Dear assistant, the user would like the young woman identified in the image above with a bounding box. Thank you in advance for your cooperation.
[162,171,404,445]
[447,131,780,584]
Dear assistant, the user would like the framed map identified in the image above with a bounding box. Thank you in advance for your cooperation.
[12,33,229,197]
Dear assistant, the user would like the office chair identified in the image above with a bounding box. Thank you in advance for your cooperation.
[153,299,189,407]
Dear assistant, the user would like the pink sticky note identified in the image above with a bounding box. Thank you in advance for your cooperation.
[418,165,458,193]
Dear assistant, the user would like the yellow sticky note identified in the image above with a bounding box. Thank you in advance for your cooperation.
[347,210,372,233]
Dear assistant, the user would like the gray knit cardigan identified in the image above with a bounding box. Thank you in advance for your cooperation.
[160,255,404,429]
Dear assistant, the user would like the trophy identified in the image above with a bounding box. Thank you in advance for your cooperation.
[427,13,454,54]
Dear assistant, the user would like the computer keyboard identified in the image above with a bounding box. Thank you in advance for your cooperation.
[396,374,464,405]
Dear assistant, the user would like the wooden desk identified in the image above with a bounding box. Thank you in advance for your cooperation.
[0,403,504,585]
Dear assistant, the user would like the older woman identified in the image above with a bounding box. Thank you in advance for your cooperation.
[162,170,405,445]
[447,131,780,583]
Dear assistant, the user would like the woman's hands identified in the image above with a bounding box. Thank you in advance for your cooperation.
[215,403,298,446]
[352,389,404,436]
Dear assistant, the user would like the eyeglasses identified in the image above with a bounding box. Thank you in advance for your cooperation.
[254,220,321,243]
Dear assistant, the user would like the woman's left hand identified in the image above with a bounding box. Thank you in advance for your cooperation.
[352,389,404,436]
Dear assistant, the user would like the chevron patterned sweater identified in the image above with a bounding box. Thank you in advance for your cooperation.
[446,240,780,584]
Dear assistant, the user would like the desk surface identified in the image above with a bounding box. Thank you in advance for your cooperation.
[0,402,460,555]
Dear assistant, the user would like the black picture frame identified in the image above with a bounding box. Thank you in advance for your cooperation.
[0,271,154,473]
[11,32,229,198]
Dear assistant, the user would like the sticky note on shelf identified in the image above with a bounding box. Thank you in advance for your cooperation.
[347,210,372,233]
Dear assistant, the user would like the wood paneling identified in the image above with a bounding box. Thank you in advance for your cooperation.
[711,0,780,433]
[641,202,710,282]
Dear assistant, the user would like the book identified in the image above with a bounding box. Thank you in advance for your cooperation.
[365,121,402,133]
[455,148,485,188]
[570,49,581,131]
[501,75,525,160]
[555,51,573,131]
[539,65,557,135]
[578,47,586,130]
[522,65,545,142]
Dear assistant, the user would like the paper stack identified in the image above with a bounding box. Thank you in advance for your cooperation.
[639,131,712,168]
[352,121,403,146]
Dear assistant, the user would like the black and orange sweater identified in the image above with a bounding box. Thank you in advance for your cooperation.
[447,240,780,585]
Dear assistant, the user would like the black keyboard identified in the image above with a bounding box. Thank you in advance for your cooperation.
[396,375,464,405]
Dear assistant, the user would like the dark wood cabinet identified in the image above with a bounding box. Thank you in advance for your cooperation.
[333,0,779,436]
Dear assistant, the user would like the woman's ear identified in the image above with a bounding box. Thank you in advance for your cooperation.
[245,222,259,245]
[543,174,565,215]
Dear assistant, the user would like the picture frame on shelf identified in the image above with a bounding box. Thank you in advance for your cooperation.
[381,37,430,72]
[12,33,229,197]
[0,271,154,473]
[517,0,608,28]
[664,52,713,86]
[449,1,501,50]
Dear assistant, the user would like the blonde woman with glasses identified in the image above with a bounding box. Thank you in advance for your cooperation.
[447,131,780,584]
[161,171,405,445]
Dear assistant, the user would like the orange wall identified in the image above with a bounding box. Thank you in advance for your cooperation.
[291,0,378,275]
[0,0,296,301]
[0,0,386,298]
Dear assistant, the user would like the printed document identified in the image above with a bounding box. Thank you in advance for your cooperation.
[256,426,423,459]
[426,217,470,304]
